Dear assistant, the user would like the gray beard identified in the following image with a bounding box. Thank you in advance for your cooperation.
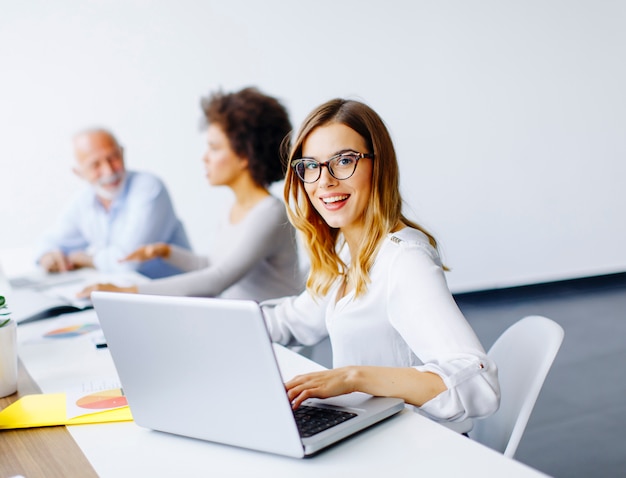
[95,172,126,201]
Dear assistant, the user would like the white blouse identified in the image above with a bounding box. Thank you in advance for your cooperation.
[261,227,500,423]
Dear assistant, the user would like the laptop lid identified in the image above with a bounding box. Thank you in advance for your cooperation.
[92,292,404,458]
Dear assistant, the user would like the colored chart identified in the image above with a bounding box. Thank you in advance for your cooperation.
[76,388,128,410]
[44,323,100,339]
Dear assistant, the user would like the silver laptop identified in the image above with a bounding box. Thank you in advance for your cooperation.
[91,292,404,458]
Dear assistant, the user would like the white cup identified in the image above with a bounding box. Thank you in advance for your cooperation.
[0,319,18,398]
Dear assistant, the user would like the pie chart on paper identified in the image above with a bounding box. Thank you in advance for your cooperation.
[76,388,128,410]
[44,323,100,339]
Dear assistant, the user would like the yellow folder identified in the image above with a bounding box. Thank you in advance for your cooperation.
[0,393,133,429]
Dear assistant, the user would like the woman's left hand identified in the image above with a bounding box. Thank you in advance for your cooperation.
[285,367,358,409]
[76,282,138,299]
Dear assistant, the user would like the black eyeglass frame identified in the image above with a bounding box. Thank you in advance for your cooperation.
[290,151,374,183]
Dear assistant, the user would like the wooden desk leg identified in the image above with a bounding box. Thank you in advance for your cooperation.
[0,359,99,478]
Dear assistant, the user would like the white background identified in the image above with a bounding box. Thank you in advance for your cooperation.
[1,0,625,292]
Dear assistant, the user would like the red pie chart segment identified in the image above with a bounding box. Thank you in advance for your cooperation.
[76,388,128,410]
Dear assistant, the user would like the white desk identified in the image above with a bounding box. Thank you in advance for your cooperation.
[71,408,546,477]
[8,307,548,478]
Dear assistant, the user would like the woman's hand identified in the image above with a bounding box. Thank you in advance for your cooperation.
[122,243,170,263]
[76,282,138,299]
[285,367,359,409]
[285,365,447,409]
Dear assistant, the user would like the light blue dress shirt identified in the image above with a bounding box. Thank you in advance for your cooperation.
[36,170,191,279]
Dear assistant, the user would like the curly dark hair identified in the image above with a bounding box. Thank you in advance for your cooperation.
[200,87,292,187]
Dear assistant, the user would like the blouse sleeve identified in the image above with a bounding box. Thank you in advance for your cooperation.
[386,241,500,422]
[138,198,288,297]
[261,291,330,347]
[164,244,209,272]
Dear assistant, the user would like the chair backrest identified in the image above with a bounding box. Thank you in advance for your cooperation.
[470,315,564,458]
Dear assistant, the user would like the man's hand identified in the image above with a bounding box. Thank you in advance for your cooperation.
[39,250,73,273]
[67,251,95,269]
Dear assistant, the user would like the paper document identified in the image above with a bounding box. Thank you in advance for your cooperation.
[6,269,147,324]
[0,392,132,429]
[8,289,92,325]
[65,379,128,419]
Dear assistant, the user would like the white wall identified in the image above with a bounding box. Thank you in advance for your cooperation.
[1,0,625,292]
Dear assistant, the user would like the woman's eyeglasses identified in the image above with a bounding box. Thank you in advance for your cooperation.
[290,151,374,183]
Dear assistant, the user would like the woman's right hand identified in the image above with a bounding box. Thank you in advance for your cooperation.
[122,243,171,263]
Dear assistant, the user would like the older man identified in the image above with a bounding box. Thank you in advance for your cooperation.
[36,128,191,279]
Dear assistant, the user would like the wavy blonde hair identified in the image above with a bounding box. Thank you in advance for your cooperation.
[284,99,440,298]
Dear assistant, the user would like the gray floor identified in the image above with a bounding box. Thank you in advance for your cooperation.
[303,274,626,477]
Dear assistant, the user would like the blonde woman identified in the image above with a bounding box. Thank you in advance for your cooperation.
[261,99,500,430]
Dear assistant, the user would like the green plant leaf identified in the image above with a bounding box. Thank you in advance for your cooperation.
[0,296,10,326]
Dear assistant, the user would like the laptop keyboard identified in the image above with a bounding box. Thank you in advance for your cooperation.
[293,405,357,438]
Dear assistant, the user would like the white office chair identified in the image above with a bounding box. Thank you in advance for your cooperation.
[470,315,564,458]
